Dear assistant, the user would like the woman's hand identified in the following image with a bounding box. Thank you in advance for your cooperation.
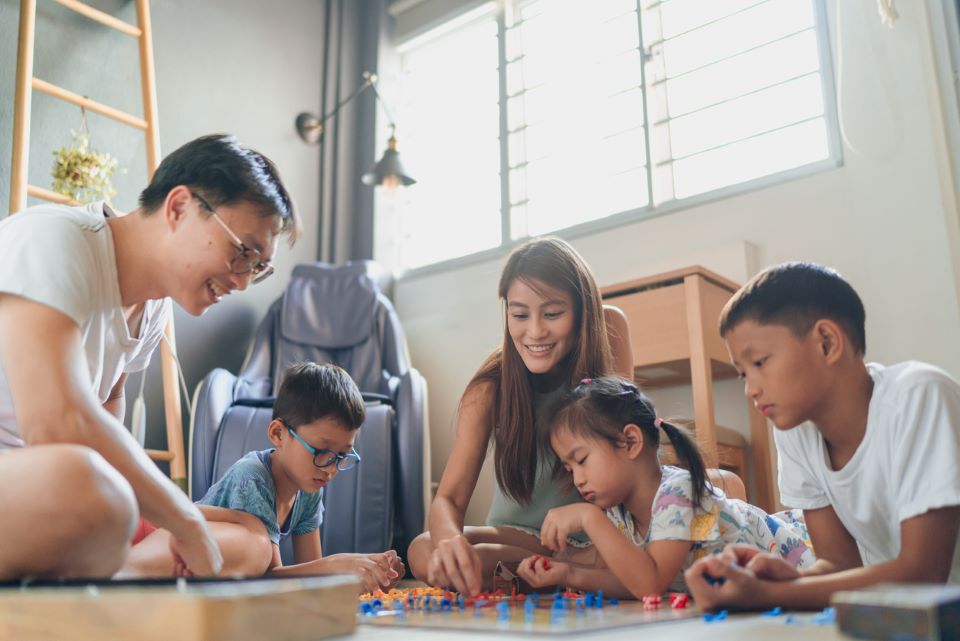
[427,534,482,596]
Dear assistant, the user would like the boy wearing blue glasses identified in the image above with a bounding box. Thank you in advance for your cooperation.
[123,362,403,591]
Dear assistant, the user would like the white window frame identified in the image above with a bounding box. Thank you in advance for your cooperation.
[386,0,842,278]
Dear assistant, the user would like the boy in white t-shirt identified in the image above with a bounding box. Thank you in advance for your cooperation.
[0,135,300,580]
[685,261,960,611]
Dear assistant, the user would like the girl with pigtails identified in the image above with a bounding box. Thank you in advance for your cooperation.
[517,376,816,599]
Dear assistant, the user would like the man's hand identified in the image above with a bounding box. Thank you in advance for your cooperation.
[167,514,224,577]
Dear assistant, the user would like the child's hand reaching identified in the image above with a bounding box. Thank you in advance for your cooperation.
[539,503,602,553]
[516,554,569,589]
[720,544,800,581]
[324,553,399,593]
[368,550,405,589]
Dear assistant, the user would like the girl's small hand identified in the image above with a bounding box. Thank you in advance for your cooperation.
[516,554,570,589]
[540,504,600,552]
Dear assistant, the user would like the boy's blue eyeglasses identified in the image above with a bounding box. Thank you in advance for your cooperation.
[282,420,361,471]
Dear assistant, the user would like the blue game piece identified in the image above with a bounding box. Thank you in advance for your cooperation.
[496,601,510,621]
[703,609,728,623]
[440,598,452,611]
[531,593,540,608]
[609,597,619,606]
[784,614,798,625]
[372,598,383,609]
[524,598,535,620]
[360,602,373,615]
[584,592,594,608]
[761,606,783,617]
[457,595,466,611]
[811,607,836,625]
[575,598,585,615]
[597,590,604,609]
[704,574,727,586]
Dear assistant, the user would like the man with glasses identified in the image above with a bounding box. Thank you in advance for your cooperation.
[0,134,298,580]
[121,362,404,592]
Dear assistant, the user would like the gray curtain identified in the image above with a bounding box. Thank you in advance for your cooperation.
[316,0,387,263]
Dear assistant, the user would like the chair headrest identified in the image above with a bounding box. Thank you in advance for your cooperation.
[280,262,381,349]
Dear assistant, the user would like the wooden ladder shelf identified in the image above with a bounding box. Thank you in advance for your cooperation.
[9,0,188,490]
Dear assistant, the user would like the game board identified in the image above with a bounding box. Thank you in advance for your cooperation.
[358,586,700,635]
[0,574,358,641]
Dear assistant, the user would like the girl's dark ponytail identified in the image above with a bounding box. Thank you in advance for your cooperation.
[550,376,716,509]
[658,420,710,509]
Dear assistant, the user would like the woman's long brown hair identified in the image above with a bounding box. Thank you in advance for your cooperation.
[464,237,613,504]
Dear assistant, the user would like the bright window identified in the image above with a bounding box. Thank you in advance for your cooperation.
[382,0,838,271]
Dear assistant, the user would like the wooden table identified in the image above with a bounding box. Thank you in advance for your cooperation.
[602,266,776,512]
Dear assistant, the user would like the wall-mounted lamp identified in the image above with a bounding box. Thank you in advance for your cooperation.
[295,71,416,188]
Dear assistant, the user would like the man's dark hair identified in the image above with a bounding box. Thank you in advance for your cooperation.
[138,134,299,241]
[272,362,365,430]
[719,261,867,354]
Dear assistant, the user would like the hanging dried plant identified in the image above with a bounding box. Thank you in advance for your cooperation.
[51,111,122,204]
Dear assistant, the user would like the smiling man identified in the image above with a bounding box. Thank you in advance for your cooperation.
[0,134,298,580]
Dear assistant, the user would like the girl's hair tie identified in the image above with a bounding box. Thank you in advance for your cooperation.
[580,378,592,385]
[654,417,663,428]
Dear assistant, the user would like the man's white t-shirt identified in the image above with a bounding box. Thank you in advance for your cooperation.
[0,202,170,449]
[775,361,960,582]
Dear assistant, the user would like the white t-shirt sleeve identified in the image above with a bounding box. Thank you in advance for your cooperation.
[893,371,960,522]
[0,211,95,327]
[775,425,831,510]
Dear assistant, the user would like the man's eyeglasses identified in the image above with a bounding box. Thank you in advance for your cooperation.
[282,421,361,471]
[192,191,275,284]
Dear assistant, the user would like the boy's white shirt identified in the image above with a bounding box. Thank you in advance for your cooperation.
[775,361,960,582]
[0,202,170,449]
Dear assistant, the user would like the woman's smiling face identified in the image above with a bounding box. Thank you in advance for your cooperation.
[506,278,577,375]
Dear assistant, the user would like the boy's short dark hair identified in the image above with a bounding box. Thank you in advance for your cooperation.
[719,261,867,354]
[138,134,300,242]
[272,362,365,430]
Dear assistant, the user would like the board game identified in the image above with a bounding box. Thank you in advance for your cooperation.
[0,574,359,641]
[358,585,700,635]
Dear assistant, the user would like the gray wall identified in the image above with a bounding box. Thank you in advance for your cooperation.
[1,0,328,461]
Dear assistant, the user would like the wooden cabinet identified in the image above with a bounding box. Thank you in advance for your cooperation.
[602,266,776,511]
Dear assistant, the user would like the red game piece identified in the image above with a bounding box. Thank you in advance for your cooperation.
[669,593,689,609]
[542,557,552,570]
[642,594,663,610]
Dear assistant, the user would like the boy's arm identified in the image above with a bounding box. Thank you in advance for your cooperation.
[797,505,863,577]
[292,530,322,564]
[0,295,222,575]
[687,505,960,611]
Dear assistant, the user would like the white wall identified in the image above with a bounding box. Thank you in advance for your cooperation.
[393,1,960,526]
[0,0,327,452]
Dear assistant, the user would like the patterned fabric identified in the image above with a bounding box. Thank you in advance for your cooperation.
[606,466,816,591]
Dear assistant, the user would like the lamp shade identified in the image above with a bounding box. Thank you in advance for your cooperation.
[362,132,416,187]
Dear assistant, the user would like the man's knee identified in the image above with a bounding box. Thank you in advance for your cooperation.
[58,445,138,543]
